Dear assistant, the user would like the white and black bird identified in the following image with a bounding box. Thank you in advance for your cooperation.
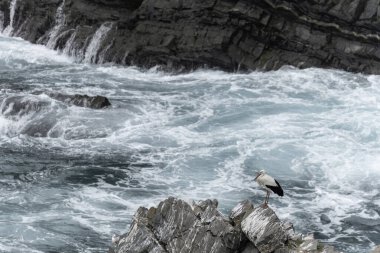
[254,170,284,207]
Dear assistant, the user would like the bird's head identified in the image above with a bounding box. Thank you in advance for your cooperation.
[254,169,266,180]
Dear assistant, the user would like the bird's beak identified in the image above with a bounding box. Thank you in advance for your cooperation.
[254,172,260,181]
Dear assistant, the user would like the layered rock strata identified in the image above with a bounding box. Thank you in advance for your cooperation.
[110,197,340,253]
[2,0,380,73]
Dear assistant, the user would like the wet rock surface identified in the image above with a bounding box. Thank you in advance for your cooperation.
[0,93,111,116]
[320,214,332,225]
[0,93,110,137]
[110,197,339,253]
[47,93,111,109]
[372,245,380,253]
[2,0,380,73]
[112,197,246,253]
[241,207,287,253]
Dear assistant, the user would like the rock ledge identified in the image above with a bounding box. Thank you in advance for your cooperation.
[3,0,380,73]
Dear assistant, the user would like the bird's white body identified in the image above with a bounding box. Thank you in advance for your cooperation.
[256,173,277,190]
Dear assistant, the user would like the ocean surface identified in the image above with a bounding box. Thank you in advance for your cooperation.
[0,34,379,253]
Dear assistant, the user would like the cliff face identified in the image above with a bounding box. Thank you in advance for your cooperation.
[2,0,380,73]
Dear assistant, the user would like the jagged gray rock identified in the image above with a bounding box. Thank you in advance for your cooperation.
[275,233,342,253]
[241,242,260,253]
[114,207,167,253]
[112,197,245,253]
[229,199,254,227]
[372,245,380,253]
[320,214,332,225]
[110,197,341,253]
[47,93,111,109]
[241,207,287,253]
[0,95,50,116]
[3,0,380,73]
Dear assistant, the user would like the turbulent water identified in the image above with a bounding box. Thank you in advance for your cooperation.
[1,34,380,253]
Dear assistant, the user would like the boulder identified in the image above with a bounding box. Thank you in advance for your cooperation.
[241,242,260,253]
[275,234,341,253]
[0,95,50,116]
[241,207,287,253]
[112,197,245,253]
[47,93,111,109]
[114,207,167,253]
[229,199,254,227]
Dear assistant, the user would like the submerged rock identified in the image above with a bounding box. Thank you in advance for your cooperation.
[0,95,58,137]
[0,95,50,116]
[110,197,339,253]
[47,93,111,109]
[320,214,332,225]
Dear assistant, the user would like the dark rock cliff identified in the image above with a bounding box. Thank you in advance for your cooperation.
[2,0,380,73]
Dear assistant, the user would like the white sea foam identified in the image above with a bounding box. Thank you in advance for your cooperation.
[0,10,4,32]
[0,34,72,66]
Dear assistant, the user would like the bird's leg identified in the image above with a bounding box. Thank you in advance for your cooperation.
[262,191,269,208]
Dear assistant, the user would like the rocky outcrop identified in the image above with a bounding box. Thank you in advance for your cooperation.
[241,207,287,253]
[111,197,247,253]
[110,197,339,253]
[372,245,380,253]
[2,0,380,73]
[0,95,50,116]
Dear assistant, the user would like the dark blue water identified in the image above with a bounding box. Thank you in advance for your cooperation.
[1,35,379,252]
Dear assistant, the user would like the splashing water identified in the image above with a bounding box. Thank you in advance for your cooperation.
[62,30,80,59]
[0,35,379,252]
[46,0,66,49]
[2,0,18,36]
[84,23,113,64]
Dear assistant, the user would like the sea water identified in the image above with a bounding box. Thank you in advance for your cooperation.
[0,34,379,252]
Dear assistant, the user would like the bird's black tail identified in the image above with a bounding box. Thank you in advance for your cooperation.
[266,179,284,196]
